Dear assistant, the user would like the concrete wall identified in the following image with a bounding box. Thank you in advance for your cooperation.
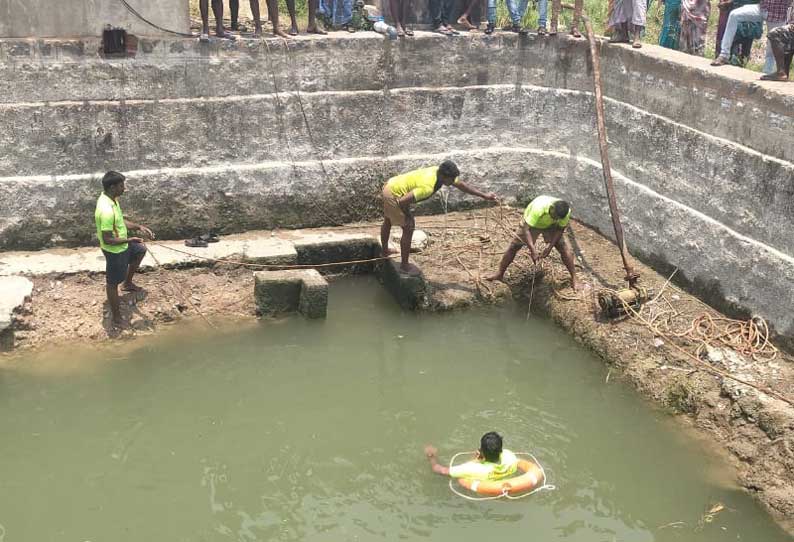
[0,33,793,341]
[0,0,190,38]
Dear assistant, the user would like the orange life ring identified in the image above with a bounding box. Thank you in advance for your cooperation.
[457,459,544,496]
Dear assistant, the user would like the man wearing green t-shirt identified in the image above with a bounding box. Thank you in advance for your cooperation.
[94,171,155,327]
[486,195,582,290]
[381,160,497,275]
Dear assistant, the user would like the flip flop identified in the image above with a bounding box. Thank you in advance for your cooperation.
[289,27,299,36]
[199,233,220,243]
[185,237,209,247]
[760,73,789,81]
[457,16,476,30]
[199,33,210,43]
[404,28,414,36]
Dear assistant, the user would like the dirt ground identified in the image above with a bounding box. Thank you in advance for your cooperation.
[5,208,794,532]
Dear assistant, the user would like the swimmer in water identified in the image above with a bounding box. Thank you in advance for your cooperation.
[424,431,518,480]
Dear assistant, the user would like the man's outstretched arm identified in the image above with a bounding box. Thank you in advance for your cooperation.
[452,180,497,201]
[424,445,450,476]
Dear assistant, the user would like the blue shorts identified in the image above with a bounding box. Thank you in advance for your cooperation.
[102,242,147,286]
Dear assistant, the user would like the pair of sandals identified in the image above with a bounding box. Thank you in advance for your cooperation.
[185,233,220,248]
[397,28,415,37]
[434,24,460,36]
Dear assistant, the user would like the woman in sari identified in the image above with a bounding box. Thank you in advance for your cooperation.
[679,0,711,55]
[609,0,647,47]
[659,0,682,48]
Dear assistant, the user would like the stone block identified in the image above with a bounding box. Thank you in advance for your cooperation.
[294,233,380,275]
[254,269,328,319]
[378,259,427,310]
[0,276,34,351]
[390,228,429,253]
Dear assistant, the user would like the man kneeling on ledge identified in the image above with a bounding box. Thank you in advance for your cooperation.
[381,160,497,276]
[486,195,584,291]
[95,171,155,328]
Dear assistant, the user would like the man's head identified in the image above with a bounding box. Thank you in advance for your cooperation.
[550,200,570,221]
[438,160,460,186]
[479,431,503,463]
[102,170,126,197]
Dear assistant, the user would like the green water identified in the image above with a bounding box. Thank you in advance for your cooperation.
[0,277,789,542]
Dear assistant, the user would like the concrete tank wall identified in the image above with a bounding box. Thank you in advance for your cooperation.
[0,0,190,38]
[0,33,792,341]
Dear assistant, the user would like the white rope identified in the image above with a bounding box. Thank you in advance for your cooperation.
[446,451,556,501]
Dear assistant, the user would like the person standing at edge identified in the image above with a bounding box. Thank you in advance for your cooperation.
[381,161,497,275]
[485,195,583,291]
[95,171,154,328]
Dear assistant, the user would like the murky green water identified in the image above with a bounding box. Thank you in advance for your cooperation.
[0,277,789,541]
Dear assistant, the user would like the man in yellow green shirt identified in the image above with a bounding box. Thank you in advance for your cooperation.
[486,195,582,290]
[424,431,518,480]
[94,171,155,327]
[381,160,497,275]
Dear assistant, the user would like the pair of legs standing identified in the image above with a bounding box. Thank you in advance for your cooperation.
[549,0,583,36]
[104,242,147,327]
[608,0,646,47]
[389,0,414,36]
[715,5,780,73]
[486,223,580,290]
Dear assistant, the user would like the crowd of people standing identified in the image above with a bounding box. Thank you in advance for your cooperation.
[198,0,793,80]
[650,0,794,80]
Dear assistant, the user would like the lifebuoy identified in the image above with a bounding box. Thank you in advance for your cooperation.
[457,459,544,496]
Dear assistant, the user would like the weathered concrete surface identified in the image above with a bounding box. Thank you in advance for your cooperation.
[378,259,427,310]
[0,0,190,38]
[291,232,381,274]
[254,269,328,318]
[0,275,33,351]
[0,234,297,276]
[1,33,792,164]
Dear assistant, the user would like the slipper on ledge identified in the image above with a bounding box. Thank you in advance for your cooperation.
[185,237,209,247]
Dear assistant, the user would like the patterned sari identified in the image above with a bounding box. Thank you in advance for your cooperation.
[679,0,711,55]
[659,0,682,48]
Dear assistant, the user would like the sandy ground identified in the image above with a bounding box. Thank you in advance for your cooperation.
[5,208,794,531]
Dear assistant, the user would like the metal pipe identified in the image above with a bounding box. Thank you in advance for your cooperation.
[580,15,640,287]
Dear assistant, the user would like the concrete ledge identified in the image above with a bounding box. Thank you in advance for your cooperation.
[0,276,33,351]
[254,269,328,318]
[292,232,380,274]
[378,259,427,310]
[0,234,297,276]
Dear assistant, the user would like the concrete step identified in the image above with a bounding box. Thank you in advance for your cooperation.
[254,268,328,319]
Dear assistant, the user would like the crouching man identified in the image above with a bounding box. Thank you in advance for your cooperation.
[486,195,583,290]
[95,171,155,327]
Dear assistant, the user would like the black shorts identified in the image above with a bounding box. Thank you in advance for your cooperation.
[769,24,794,54]
[102,242,147,286]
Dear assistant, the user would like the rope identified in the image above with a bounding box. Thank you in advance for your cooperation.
[116,0,195,37]
[150,240,395,269]
[611,291,793,407]
[147,248,217,329]
[446,451,556,501]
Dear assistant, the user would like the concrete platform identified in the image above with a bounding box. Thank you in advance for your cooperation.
[0,231,380,277]
[0,276,33,350]
[378,259,427,310]
[254,269,328,319]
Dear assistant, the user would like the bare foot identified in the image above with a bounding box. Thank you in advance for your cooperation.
[457,16,476,30]
[121,282,143,292]
[289,24,299,36]
[383,248,399,257]
[253,27,263,37]
[307,24,328,35]
[570,280,589,292]
[484,273,503,282]
[399,262,422,276]
[274,28,291,38]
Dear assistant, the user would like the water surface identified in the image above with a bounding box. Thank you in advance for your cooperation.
[0,277,788,541]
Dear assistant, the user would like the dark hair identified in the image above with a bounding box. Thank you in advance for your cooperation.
[438,160,460,181]
[102,170,125,191]
[480,431,503,463]
[552,200,570,219]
